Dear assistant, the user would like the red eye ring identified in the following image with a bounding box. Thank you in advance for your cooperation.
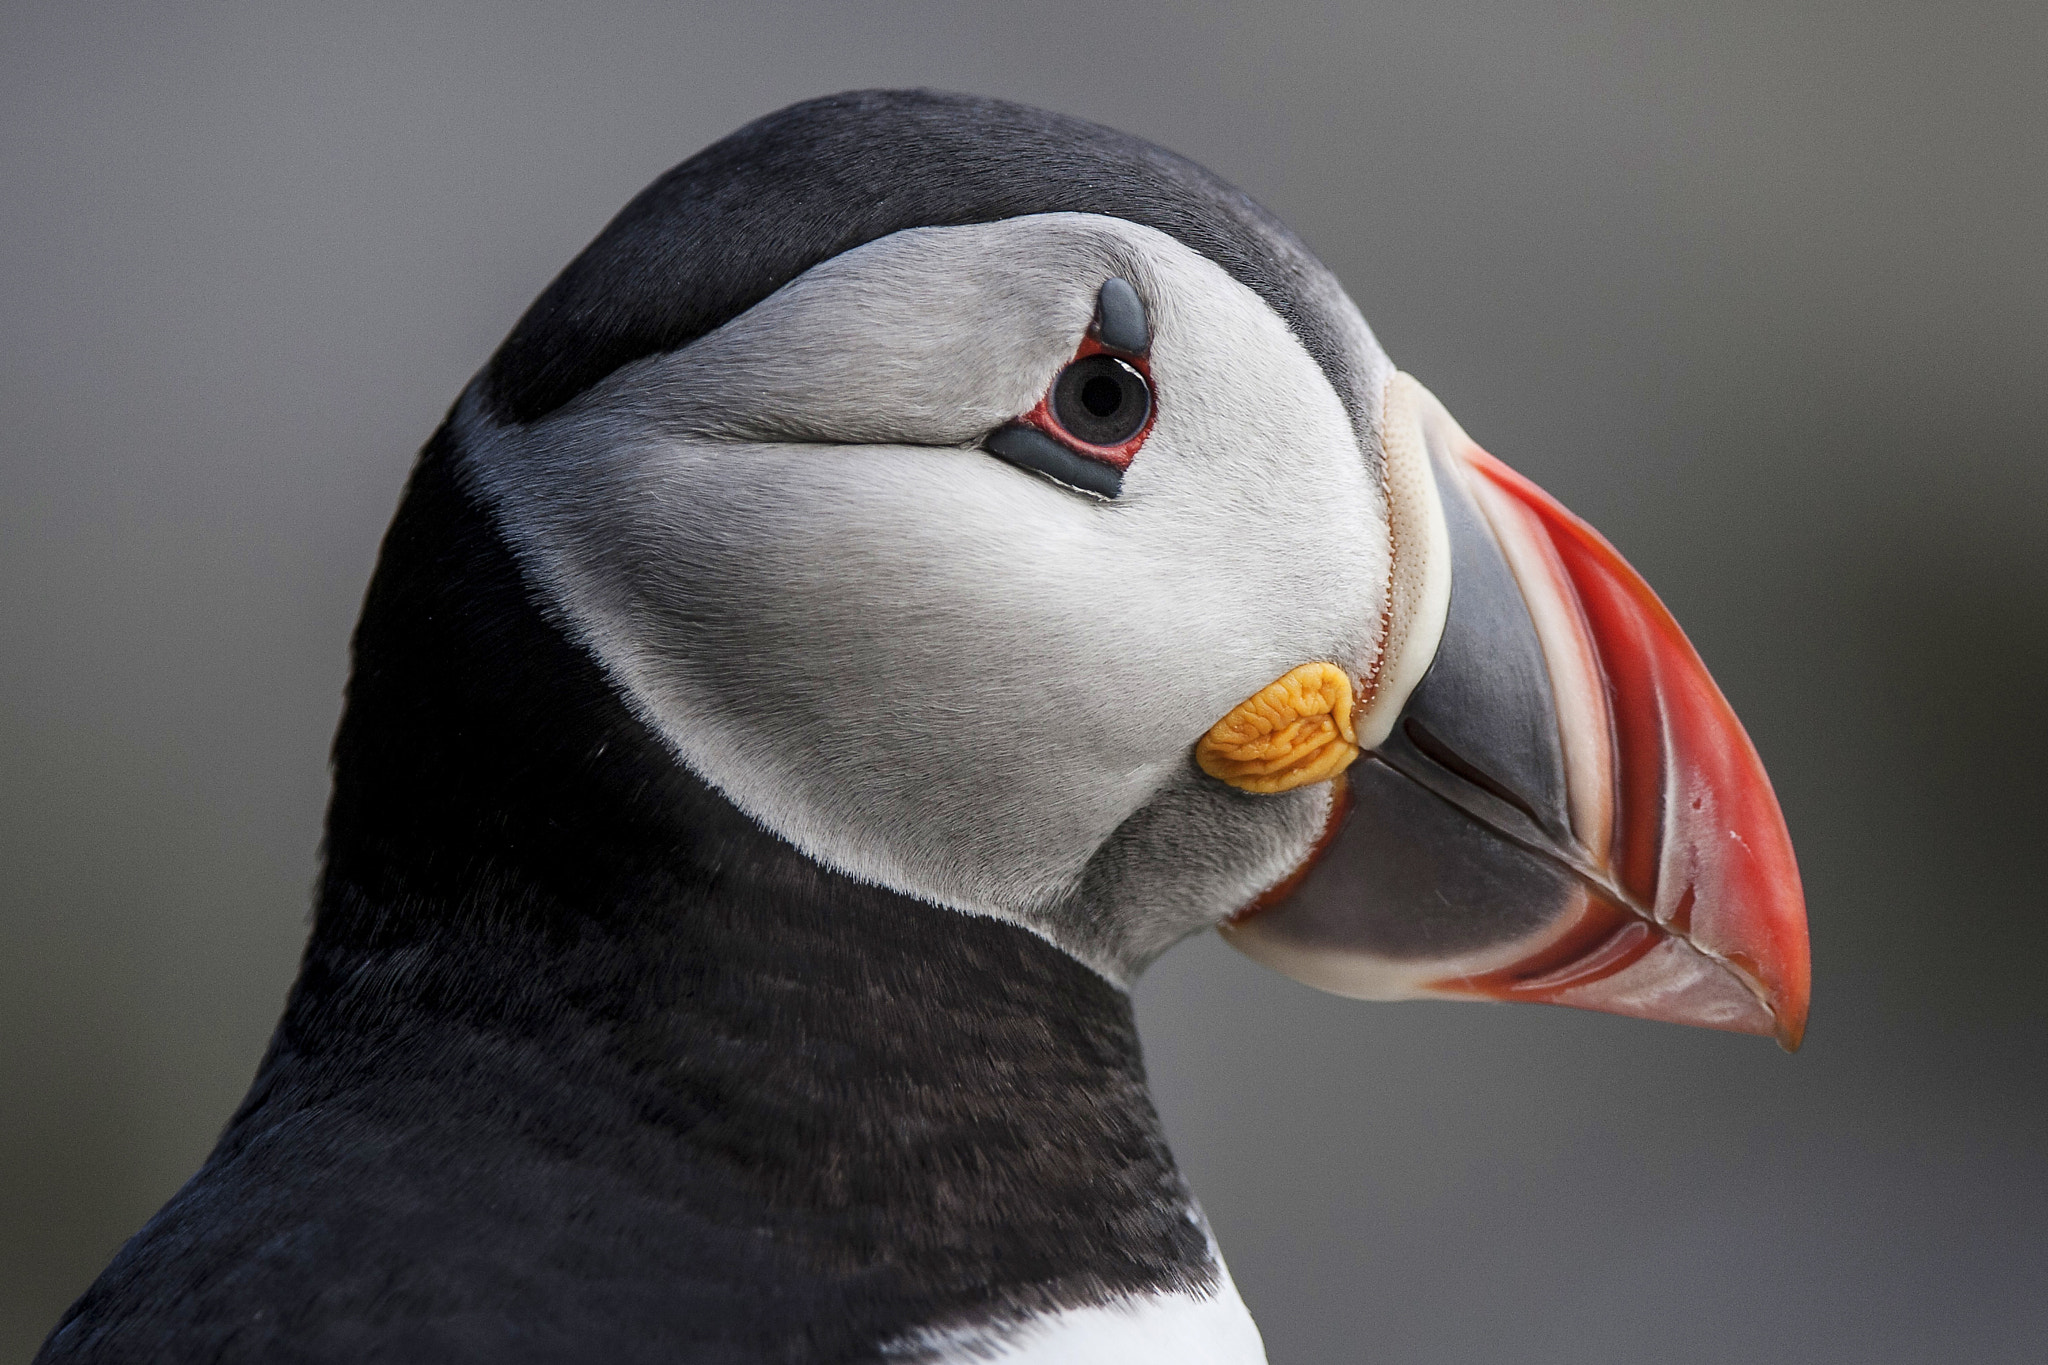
[1016,334,1156,472]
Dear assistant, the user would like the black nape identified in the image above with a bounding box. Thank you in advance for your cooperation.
[480,89,1368,437]
[35,427,1210,1365]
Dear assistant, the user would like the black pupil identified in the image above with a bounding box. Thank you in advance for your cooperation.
[1051,354,1151,448]
[1080,375,1123,417]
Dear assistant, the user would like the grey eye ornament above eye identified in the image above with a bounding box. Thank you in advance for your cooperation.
[984,277,1155,501]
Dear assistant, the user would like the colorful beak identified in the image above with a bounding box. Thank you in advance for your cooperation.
[1223,377,1810,1049]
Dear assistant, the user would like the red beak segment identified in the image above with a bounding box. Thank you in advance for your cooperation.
[1444,447,1811,1049]
[1222,377,1810,1050]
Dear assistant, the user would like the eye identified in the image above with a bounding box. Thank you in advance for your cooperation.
[982,277,1155,500]
[1049,355,1151,448]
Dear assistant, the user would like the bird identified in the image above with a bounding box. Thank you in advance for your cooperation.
[37,89,1809,1365]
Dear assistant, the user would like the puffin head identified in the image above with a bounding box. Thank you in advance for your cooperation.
[455,89,1809,1049]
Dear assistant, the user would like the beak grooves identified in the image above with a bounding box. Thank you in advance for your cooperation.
[1451,445,1811,1049]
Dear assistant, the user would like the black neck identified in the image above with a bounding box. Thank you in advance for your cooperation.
[229,427,1211,1351]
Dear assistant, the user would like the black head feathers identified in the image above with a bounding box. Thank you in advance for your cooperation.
[482,89,1370,436]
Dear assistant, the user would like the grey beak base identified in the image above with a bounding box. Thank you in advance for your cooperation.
[1235,440,1591,977]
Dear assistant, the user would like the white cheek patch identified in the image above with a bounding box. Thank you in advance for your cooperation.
[457,215,1393,976]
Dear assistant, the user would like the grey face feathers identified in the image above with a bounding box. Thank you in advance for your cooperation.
[459,91,1402,989]
[458,213,1392,984]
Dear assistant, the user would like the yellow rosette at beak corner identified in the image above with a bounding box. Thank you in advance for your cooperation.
[1196,662,1361,795]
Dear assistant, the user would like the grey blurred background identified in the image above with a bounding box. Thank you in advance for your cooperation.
[3,1,2043,1360]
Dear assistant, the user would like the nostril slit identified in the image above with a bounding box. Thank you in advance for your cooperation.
[1402,716,1548,830]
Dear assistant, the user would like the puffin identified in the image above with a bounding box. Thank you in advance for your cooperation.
[38,90,1809,1365]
